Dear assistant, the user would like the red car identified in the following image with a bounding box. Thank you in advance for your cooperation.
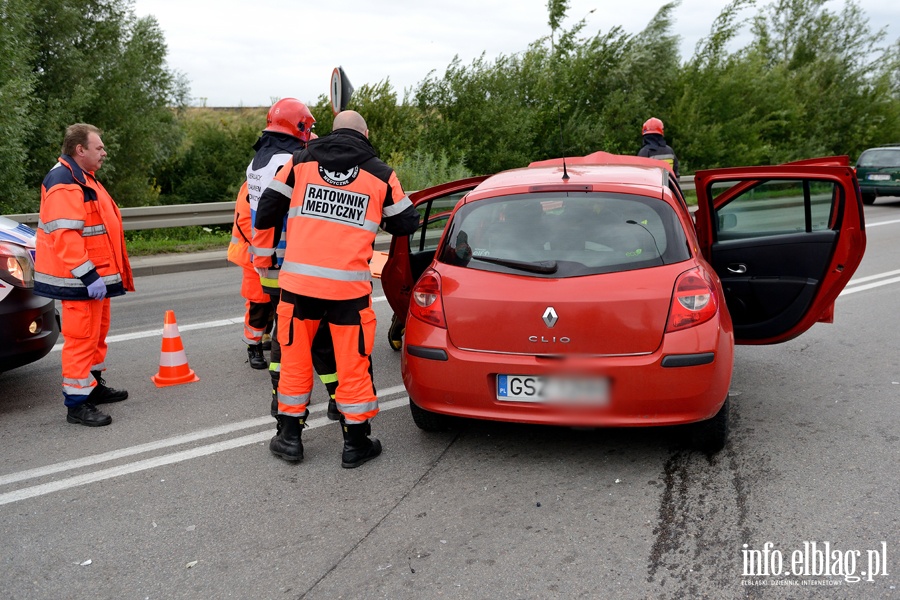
[381,153,866,452]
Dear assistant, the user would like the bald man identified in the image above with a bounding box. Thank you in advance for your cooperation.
[333,109,367,133]
[253,110,419,468]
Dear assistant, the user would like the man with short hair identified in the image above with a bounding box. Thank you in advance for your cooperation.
[34,123,134,427]
[253,110,419,468]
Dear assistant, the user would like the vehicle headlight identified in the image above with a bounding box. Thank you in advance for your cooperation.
[0,242,35,288]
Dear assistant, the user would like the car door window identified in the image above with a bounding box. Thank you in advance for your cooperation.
[412,193,463,253]
[407,191,468,282]
[714,179,836,240]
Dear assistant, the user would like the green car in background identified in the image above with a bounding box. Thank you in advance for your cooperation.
[856,144,900,205]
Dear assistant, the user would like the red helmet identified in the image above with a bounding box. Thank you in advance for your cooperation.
[642,117,664,136]
[265,98,315,142]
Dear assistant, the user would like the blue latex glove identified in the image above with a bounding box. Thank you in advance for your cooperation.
[86,278,107,300]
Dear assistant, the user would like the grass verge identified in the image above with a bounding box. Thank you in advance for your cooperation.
[125,225,230,256]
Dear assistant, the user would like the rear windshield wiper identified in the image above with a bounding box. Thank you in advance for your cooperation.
[472,255,558,274]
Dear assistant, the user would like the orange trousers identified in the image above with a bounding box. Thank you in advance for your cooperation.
[240,264,271,345]
[275,291,377,424]
[60,298,110,407]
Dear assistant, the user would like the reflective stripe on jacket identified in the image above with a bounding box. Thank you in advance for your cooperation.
[247,132,305,292]
[253,128,419,300]
[638,133,680,178]
[34,156,134,300]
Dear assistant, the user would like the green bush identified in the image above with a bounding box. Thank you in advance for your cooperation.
[391,150,474,191]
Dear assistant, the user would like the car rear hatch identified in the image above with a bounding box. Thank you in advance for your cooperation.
[433,191,694,356]
[857,148,900,186]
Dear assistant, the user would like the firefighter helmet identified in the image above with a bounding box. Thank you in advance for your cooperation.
[266,98,315,142]
[642,117,664,136]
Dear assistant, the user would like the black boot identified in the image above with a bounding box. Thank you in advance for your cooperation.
[247,344,267,370]
[67,402,112,427]
[341,419,382,469]
[269,411,306,462]
[327,398,340,421]
[89,370,128,404]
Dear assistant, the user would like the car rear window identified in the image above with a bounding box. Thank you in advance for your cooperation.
[438,193,690,277]
[858,149,900,167]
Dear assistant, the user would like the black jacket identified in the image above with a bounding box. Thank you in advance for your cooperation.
[256,128,419,237]
[638,133,680,178]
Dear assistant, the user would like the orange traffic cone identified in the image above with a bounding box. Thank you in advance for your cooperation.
[151,310,200,387]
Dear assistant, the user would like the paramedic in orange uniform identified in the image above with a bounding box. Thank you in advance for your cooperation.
[245,100,340,434]
[253,110,419,468]
[34,124,134,427]
[227,179,271,370]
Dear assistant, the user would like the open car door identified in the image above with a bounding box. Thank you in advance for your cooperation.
[693,156,866,345]
[380,176,489,349]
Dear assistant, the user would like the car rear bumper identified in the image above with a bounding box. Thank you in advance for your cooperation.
[401,319,734,428]
[0,289,59,372]
[859,182,900,196]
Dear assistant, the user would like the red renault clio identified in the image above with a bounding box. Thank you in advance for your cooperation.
[380,152,865,452]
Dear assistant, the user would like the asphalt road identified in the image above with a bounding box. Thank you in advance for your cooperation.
[1,202,899,599]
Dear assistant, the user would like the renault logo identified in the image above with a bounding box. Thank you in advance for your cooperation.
[542,307,558,328]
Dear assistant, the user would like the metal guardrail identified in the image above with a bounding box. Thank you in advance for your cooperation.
[6,201,237,231]
[7,177,695,231]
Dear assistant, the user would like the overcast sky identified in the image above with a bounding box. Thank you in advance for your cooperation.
[132,0,899,108]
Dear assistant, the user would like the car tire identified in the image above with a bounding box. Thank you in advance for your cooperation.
[387,314,404,351]
[409,398,454,432]
[861,193,876,205]
[690,395,729,453]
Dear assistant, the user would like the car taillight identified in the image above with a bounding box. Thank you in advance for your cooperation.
[666,268,717,332]
[0,242,34,288]
[410,269,447,328]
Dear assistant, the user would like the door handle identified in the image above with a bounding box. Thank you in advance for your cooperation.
[727,264,747,274]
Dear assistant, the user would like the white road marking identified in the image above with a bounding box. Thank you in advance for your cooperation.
[844,268,900,285]
[0,392,409,506]
[841,276,900,296]
[866,218,900,228]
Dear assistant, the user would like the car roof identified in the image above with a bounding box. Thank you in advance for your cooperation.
[466,151,674,201]
[861,144,900,152]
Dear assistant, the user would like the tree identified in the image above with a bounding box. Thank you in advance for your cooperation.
[672,0,900,170]
[153,108,262,205]
[0,0,187,213]
[0,0,38,212]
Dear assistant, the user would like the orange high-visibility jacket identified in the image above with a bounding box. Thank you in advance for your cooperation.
[34,156,134,300]
[227,181,253,268]
[253,129,420,300]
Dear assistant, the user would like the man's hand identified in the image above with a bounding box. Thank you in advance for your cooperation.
[86,278,107,300]
[255,267,269,279]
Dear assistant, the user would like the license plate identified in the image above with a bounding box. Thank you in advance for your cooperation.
[867,173,892,181]
[497,374,609,404]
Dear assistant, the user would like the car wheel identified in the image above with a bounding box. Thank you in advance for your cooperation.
[387,313,404,351]
[690,395,729,453]
[409,398,454,432]
[861,193,876,205]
